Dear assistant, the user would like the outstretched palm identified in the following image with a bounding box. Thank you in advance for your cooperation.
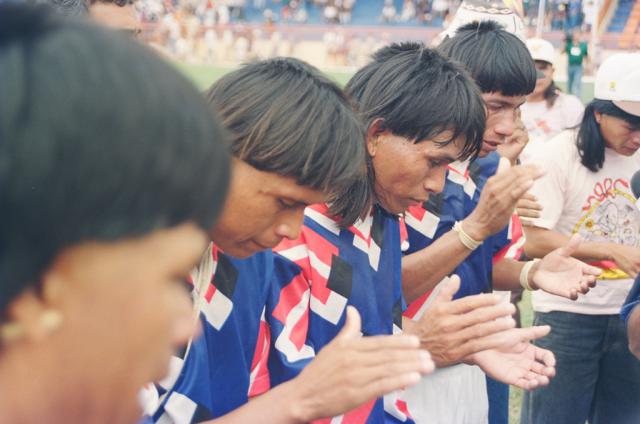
[473,342,556,390]
[533,234,602,300]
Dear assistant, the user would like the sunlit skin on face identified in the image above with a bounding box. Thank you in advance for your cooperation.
[211,159,327,258]
[0,223,207,423]
[369,124,464,215]
[480,92,527,157]
[596,112,640,156]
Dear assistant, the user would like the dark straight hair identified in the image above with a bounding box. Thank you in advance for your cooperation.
[577,100,640,172]
[543,80,561,108]
[344,42,486,211]
[439,20,536,96]
[0,5,230,314]
[346,41,486,161]
[204,58,369,226]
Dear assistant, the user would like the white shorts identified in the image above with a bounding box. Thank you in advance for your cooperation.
[405,363,488,424]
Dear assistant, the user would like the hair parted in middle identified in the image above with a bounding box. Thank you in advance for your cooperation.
[345,41,486,162]
[577,100,640,172]
[439,20,537,97]
[204,57,369,226]
[342,42,486,215]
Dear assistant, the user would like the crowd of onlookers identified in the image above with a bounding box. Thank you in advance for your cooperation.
[380,0,459,26]
[137,0,463,28]
[141,18,388,69]
[135,0,596,65]
[523,0,597,32]
[139,0,594,30]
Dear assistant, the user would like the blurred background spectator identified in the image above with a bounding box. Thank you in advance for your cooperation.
[97,0,636,89]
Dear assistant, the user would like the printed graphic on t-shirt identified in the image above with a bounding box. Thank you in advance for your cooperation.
[576,178,639,243]
[531,118,553,138]
[574,177,640,279]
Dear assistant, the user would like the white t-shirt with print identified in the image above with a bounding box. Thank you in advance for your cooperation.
[520,93,584,162]
[525,130,640,314]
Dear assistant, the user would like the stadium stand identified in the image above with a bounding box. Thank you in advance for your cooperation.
[614,0,639,48]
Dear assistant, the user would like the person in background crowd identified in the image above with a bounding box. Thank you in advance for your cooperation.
[0,5,230,423]
[520,37,584,162]
[380,0,397,23]
[565,28,589,98]
[521,53,640,424]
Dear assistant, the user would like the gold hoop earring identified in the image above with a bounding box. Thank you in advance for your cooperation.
[0,322,25,345]
[0,310,63,346]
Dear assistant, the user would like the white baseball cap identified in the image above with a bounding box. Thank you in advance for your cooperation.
[526,38,555,66]
[594,53,640,117]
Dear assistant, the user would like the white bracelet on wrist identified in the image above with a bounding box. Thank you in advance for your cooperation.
[453,221,482,251]
[520,259,540,291]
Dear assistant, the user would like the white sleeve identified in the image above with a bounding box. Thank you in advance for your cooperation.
[562,94,585,129]
[527,145,569,230]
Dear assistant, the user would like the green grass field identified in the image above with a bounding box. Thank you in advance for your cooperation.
[175,61,572,424]
[175,62,353,90]
[177,62,595,104]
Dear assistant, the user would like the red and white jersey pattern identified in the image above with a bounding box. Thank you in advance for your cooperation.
[267,204,412,423]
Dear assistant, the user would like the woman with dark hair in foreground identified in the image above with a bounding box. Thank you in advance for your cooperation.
[0,5,230,423]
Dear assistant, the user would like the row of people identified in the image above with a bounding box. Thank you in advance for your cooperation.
[2,3,640,424]
[148,21,579,424]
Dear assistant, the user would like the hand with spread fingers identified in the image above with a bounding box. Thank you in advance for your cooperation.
[531,234,602,300]
[463,158,544,242]
[403,275,524,368]
[470,339,556,390]
[290,306,435,421]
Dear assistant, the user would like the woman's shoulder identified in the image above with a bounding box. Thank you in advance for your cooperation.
[557,92,584,108]
[529,130,580,166]
[548,129,579,151]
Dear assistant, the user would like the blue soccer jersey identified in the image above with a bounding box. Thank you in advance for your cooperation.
[267,203,413,423]
[149,243,272,423]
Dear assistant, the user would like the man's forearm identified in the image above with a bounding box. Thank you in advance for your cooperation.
[523,226,612,262]
[206,381,307,424]
[492,258,526,291]
[402,230,474,304]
